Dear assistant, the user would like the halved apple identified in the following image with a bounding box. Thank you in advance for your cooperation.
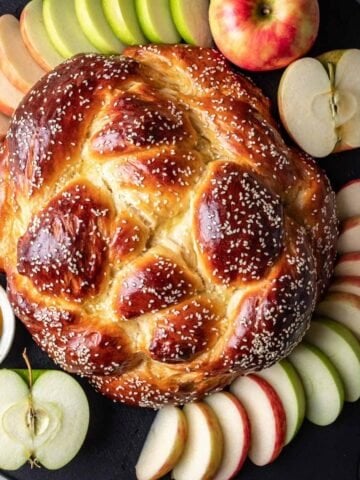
[205,392,250,480]
[43,0,100,58]
[170,0,213,47]
[306,318,360,402]
[289,343,344,426]
[0,68,23,116]
[230,374,286,466]
[135,0,181,44]
[337,217,360,254]
[316,292,360,339]
[172,402,223,480]
[102,0,147,45]
[20,0,65,72]
[334,253,360,277]
[329,276,360,296]
[256,360,306,445]
[278,49,360,157]
[336,179,360,221]
[0,112,10,139]
[0,14,45,93]
[0,369,89,470]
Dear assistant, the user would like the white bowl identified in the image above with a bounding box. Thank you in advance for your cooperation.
[0,285,15,363]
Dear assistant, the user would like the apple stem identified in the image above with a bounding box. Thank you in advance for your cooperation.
[22,348,33,389]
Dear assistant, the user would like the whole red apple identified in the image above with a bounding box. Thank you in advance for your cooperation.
[209,0,320,71]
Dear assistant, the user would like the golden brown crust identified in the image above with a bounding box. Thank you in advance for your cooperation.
[0,46,337,407]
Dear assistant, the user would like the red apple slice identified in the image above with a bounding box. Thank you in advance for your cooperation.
[0,68,23,116]
[0,15,45,93]
[0,112,10,139]
[230,374,286,467]
[336,179,360,221]
[329,276,360,296]
[334,253,360,277]
[337,217,360,254]
[205,392,250,480]
[316,292,360,339]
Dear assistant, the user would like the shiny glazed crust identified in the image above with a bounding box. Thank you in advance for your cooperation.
[0,45,337,407]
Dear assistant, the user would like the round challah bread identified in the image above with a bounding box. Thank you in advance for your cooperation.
[0,45,337,407]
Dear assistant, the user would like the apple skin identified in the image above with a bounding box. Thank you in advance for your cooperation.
[334,253,360,277]
[209,0,320,71]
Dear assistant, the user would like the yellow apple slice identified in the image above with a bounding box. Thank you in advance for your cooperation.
[316,292,360,339]
[337,217,360,254]
[278,57,337,158]
[0,68,23,116]
[0,112,10,139]
[136,406,187,480]
[336,179,360,221]
[20,0,65,72]
[330,277,360,297]
[172,402,223,480]
[0,15,46,93]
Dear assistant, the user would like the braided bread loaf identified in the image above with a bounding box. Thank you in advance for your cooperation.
[0,45,337,407]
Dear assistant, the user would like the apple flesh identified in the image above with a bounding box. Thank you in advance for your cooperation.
[316,292,360,339]
[279,49,360,157]
[20,0,65,72]
[256,360,306,445]
[172,402,223,480]
[329,276,360,297]
[337,217,360,254]
[334,253,360,277]
[336,179,360,221]
[209,0,319,71]
[0,14,45,94]
[0,369,89,470]
[0,68,23,116]
[135,0,181,44]
[205,392,250,480]
[102,0,147,45]
[289,343,344,426]
[136,406,187,480]
[170,0,213,47]
[230,374,286,466]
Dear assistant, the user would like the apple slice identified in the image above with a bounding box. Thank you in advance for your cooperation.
[0,66,22,116]
[336,179,360,221]
[102,0,147,45]
[329,276,360,296]
[172,402,223,480]
[20,0,65,72]
[205,392,250,480]
[306,318,360,402]
[335,253,360,277]
[256,360,306,445]
[136,406,187,480]
[43,0,100,58]
[0,15,45,94]
[0,112,10,139]
[289,343,344,426]
[75,0,125,54]
[230,374,286,466]
[337,217,360,254]
[170,0,213,47]
[135,0,181,44]
[315,292,360,339]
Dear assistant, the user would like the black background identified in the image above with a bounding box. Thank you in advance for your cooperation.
[1,0,360,479]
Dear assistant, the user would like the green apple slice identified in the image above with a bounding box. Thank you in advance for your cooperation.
[135,0,181,44]
[306,318,360,402]
[289,343,344,426]
[256,360,306,445]
[102,0,147,45]
[43,0,100,58]
[170,0,212,47]
[75,0,125,54]
[0,370,31,470]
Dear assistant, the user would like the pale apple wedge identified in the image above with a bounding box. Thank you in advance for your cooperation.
[75,0,125,54]
[135,0,181,44]
[336,179,360,221]
[205,392,250,480]
[0,112,10,139]
[170,0,213,47]
[20,0,65,72]
[102,0,147,45]
[337,217,360,254]
[329,276,360,296]
[172,402,223,480]
[0,370,31,470]
[289,343,344,426]
[256,360,306,445]
[0,15,45,94]
[43,0,100,58]
[278,57,337,158]
[0,67,23,116]
[136,406,187,480]
[335,253,360,277]
[230,375,286,466]
[316,292,360,339]
[306,318,360,402]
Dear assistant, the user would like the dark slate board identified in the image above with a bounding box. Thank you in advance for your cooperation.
[0,0,360,479]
